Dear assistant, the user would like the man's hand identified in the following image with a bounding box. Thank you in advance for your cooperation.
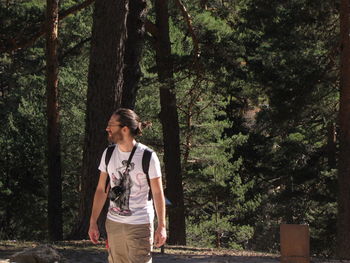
[88,222,100,244]
[154,226,167,248]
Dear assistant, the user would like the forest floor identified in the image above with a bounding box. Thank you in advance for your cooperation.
[0,240,347,263]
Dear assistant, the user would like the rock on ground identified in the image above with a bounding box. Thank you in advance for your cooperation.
[9,245,65,263]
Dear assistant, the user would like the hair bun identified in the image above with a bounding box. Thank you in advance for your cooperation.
[141,121,152,129]
[135,121,152,136]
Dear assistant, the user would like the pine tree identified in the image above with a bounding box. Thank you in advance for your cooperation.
[71,0,129,239]
[153,0,186,245]
[337,0,350,257]
[46,0,63,241]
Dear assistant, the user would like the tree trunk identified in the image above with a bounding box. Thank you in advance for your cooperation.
[46,0,63,241]
[200,0,208,10]
[337,0,350,258]
[70,0,128,239]
[327,122,337,169]
[154,0,186,245]
[121,0,147,110]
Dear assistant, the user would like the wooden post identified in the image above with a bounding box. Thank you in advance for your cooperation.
[280,224,310,263]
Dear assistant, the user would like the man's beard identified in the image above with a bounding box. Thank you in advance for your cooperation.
[108,130,123,144]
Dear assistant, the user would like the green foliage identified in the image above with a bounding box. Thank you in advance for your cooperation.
[0,0,341,256]
[232,0,337,254]
[0,0,91,240]
[0,62,47,239]
[137,0,339,254]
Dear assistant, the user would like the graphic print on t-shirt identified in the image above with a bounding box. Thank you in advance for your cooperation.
[109,160,134,216]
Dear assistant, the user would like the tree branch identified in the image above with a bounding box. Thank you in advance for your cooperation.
[174,0,200,59]
[0,0,95,54]
[31,37,91,75]
[59,37,91,64]
[59,0,94,20]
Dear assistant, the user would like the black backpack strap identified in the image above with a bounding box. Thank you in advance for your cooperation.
[104,144,115,193]
[125,142,139,171]
[142,148,153,200]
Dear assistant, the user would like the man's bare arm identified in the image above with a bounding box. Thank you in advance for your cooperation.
[150,177,167,247]
[88,171,108,244]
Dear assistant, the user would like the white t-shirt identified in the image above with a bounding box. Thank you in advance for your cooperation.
[98,143,161,224]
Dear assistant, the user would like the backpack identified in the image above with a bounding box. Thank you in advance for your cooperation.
[104,144,153,200]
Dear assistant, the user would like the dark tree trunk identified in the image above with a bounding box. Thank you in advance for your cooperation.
[46,0,63,241]
[121,0,147,110]
[327,122,337,169]
[200,0,208,10]
[337,0,350,258]
[154,0,186,245]
[70,0,128,239]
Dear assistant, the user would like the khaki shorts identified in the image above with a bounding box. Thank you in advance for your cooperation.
[105,219,153,263]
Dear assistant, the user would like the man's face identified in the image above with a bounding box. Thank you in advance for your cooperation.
[106,114,124,143]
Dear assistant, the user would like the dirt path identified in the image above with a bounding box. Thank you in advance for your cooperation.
[0,250,280,263]
[0,240,343,263]
[0,241,279,263]
[56,247,280,263]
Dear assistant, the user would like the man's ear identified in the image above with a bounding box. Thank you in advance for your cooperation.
[122,126,130,134]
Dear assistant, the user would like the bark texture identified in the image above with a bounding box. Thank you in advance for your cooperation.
[121,0,147,109]
[337,0,350,258]
[46,0,63,241]
[154,0,186,245]
[327,122,336,169]
[71,0,128,239]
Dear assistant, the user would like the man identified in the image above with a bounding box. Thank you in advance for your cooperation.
[88,108,167,263]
